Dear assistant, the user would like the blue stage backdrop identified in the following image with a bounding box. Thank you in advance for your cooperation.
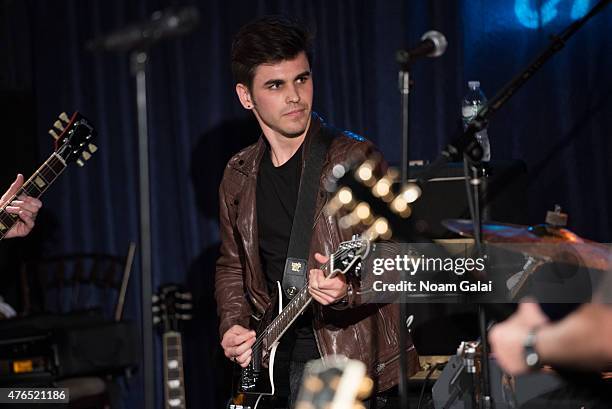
[2,0,611,408]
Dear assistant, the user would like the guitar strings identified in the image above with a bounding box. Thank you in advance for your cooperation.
[1,154,65,209]
[0,155,66,238]
[250,246,356,353]
[251,248,344,351]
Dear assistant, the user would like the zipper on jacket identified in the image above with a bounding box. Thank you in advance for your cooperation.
[312,310,324,358]
[375,353,400,375]
[374,344,416,375]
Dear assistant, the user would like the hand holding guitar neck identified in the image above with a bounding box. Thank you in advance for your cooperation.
[0,111,97,241]
[308,252,349,305]
[0,174,42,239]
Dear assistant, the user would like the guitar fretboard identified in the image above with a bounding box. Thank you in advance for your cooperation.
[0,153,66,239]
[163,332,186,409]
[263,262,334,349]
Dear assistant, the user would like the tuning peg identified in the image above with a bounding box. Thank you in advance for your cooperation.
[177,302,193,310]
[88,143,98,153]
[53,120,65,132]
[153,316,161,325]
[355,160,376,187]
[356,377,374,400]
[82,151,92,161]
[177,292,193,300]
[390,196,412,218]
[59,112,70,123]
[177,313,193,321]
[363,217,392,241]
[48,129,60,140]
[400,183,421,204]
[152,294,159,303]
[76,159,85,167]
[302,375,324,393]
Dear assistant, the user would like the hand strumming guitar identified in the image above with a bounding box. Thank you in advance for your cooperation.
[222,324,256,368]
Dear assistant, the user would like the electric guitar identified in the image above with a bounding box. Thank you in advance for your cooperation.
[227,237,372,409]
[153,284,193,409]
[0,111,97,240]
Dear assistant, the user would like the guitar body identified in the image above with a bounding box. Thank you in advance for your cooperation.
[227,238,372,409]
[234,283,284,408]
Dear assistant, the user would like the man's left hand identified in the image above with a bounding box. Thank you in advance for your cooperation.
[488,302,549,375]
[308,252,348,305]
[1,174,42,239]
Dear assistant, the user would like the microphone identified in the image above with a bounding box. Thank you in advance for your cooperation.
[87,7,200,52]
[396,30,448,65]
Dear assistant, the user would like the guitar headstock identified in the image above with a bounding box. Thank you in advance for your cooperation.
[332,236,372,278]
[295,356,373,409]
[152,284,193,333]
[325,157,421,241]
[48,112,98,167]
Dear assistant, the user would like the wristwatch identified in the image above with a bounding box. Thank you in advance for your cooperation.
[523,328,541,369]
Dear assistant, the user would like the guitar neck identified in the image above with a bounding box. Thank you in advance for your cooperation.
[163,331,187,409]
[263,262,336,348]
[0,153,66,239]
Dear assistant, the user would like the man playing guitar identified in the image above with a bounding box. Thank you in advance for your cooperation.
[215,15,418,409]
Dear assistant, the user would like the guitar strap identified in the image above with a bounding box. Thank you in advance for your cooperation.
[281,124,333,298]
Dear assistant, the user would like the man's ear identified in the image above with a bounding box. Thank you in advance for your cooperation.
[236,83,254,110]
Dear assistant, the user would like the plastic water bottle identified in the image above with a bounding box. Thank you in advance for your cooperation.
[461,81,490,162]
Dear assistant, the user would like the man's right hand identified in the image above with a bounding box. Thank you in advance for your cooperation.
[221,325,256,368]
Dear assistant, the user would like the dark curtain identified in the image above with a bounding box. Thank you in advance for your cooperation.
[1,0,611,408]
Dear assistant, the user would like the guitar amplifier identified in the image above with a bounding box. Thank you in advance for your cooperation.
[0,313,139,385]
[408,160,528,239]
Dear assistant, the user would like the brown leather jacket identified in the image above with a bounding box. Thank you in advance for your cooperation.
[215,114,419,391]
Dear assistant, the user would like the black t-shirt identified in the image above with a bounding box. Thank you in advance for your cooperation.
[256,145,320,363]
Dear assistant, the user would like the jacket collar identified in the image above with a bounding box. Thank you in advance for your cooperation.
[228,112,323,177]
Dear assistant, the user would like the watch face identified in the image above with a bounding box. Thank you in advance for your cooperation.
[526,352,539,366]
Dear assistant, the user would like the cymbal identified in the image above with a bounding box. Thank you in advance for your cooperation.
[442,219,611,272]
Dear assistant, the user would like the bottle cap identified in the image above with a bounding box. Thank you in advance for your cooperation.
[468,81,480,89]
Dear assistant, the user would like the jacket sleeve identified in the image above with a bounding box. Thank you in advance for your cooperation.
[215,173,253,337]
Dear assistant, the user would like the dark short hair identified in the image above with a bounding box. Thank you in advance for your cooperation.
[231,15,313,89]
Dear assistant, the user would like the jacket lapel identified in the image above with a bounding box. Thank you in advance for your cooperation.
[235,138,270,309]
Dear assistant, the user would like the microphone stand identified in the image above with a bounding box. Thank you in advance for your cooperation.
[394,30,446,408]
[130,49,155,409]
[414,0,611,188]
[397,62,413,409]
[398,68,412,184]
[409,1,610,407]
[88,9,199,409]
